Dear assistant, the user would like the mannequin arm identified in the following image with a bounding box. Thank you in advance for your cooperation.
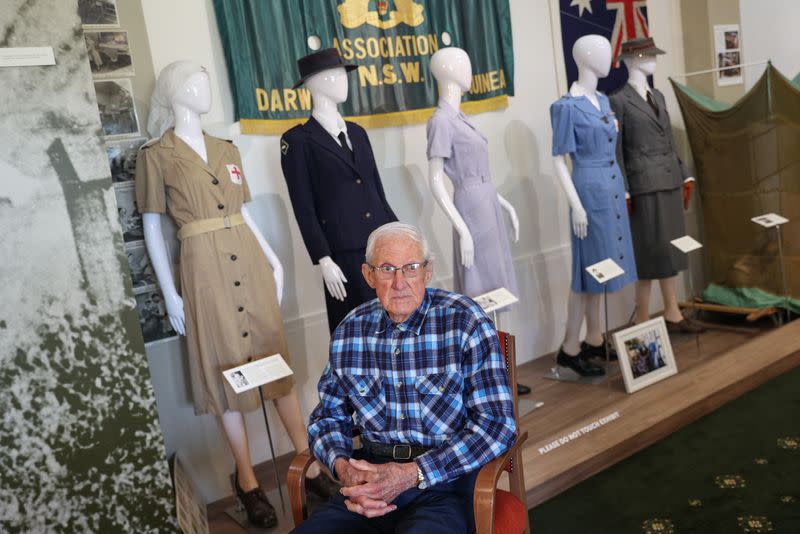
[142,213,185,335]
[241,204,284,304]
[496,194,519,242]
[553,155,588,239]
[428,157,474,268]
[319,256,347,301]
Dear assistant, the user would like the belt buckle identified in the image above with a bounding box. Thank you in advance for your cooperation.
[392,444,412,460]
[223,215,231,229]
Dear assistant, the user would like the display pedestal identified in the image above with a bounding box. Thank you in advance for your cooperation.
[751,213,791,325]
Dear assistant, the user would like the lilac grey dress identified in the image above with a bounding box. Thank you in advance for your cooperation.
[427,101,519,300]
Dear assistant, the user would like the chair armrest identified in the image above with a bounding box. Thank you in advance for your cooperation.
[473,431,528,534]
[287,451,316,527]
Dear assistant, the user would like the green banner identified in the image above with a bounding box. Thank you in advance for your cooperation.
[213,0,514,134]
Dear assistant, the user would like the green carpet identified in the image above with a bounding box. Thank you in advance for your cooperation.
[530,365,800,533]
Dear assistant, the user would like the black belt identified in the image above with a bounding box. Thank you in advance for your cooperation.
[361,440,432,461]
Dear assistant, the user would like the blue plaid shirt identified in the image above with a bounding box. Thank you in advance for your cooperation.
[308,288,516,488]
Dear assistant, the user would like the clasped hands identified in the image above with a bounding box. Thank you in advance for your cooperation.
[334,457,419,518]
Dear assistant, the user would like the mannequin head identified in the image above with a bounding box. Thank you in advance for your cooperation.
[430,47,472,92]
[305,66,349,105]
[148,60,210,138]
[572,35,612,78]
[622,55,657,76]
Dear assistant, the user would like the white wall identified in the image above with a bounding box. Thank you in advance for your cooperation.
[140,0,686,502]
[739,0,800,90]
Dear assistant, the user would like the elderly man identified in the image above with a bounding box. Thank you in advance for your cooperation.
[292,222,517,534]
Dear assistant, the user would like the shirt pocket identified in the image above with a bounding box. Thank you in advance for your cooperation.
[341,374,386,432]
[414,371,464,435]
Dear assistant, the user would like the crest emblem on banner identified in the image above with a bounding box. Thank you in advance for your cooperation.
[338,0,425,29]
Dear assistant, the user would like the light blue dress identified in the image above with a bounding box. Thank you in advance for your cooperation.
[427,101,519,301]
[550,93,637,293]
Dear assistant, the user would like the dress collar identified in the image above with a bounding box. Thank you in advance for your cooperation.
[312,110,347,139]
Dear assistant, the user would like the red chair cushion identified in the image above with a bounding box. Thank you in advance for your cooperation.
[493,489,526,534]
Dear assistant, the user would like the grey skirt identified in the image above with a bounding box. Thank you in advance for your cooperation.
[629,187,688,280]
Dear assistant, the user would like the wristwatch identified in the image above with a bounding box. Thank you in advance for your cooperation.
[416,462,427,489]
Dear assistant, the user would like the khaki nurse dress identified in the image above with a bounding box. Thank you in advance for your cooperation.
[135,128,293,416]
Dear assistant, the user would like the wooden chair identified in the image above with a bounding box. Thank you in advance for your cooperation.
[287,331,530,534]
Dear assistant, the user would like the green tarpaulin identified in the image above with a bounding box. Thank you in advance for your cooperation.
[671,64,800,300]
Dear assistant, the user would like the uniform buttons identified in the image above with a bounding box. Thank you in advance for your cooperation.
[608,137,613,142]
[614,194,619,199]
[365,212,372,219]
[355,178,362,184]
[234,280,241,287]
[321,219,326,225]
[212,178,219,185]
[619,255,624,260]
[242,331,249,338]
[618,236,622,241]
[612,174,616,180]
[609,161,614,166]
[217,203,225,210]
[230,254,237,261]
[616,214,621,220]
[238,306,244,312]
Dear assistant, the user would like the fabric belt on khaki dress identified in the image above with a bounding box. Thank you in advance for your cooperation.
[178,213,245,240]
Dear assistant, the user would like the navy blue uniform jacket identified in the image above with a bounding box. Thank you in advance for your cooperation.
[280,117,397,264]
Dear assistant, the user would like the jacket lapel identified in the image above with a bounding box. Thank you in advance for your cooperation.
[162,128,220,178]
[624,84,663,131]
[304,116,358,172]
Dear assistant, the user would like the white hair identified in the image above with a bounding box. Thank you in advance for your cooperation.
[365,222,430,264]
[147,60,204,139]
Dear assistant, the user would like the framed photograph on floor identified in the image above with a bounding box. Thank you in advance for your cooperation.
[613,317,678,393]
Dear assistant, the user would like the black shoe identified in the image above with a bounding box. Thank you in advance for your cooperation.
[556,348,605,376]
[305,471,340,501]
[233,470,277,529]
[517,383,532,395]
[666,317,706,334]
[581,338,618,361]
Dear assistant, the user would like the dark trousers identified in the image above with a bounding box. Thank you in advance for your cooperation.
[291,451,478,534]
[324,249,376,333]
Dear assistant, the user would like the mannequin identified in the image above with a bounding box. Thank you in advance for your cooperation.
[610,38,703,333]
[427,46,519,294]
[550,35,638,376]
[281,48,397,333]
[138,62,332,528]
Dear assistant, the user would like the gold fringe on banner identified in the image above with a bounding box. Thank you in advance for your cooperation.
[239,95,509,136]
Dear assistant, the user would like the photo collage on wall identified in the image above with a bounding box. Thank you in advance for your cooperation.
[79,0,177,345]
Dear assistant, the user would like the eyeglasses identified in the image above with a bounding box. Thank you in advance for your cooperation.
[366,260,430,280]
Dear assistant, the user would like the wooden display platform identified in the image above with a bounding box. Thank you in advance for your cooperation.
[517,319,800,508]
[209,320,800,533]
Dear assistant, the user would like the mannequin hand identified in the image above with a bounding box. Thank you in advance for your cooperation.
[457,228,475,269]
[319,256,348,301]
[164,291,186,336]
[273,265,284,305]
[571,206,588,240]
[497,194,520,242]
[683,178,696,210]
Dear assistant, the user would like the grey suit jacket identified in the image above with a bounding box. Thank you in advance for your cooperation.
[609,84,690,196]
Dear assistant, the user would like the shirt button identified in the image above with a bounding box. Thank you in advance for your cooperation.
[234,281,241,287]
[242,331,248,338]
[394,348,400,355]
[359,387,366,394]
[212,178,219,185]
[217,203,224,210]
[438,386,445,392]
[399,414,406,420]
[365,212,372,219]
[238,306,244,312]
[230,254,237,261]
[355,178,362,184]
[396,382,402,387]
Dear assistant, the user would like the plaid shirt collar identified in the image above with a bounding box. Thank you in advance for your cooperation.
[374,288,433,336]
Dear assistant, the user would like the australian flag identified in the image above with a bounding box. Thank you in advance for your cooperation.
[560,0,650,94]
